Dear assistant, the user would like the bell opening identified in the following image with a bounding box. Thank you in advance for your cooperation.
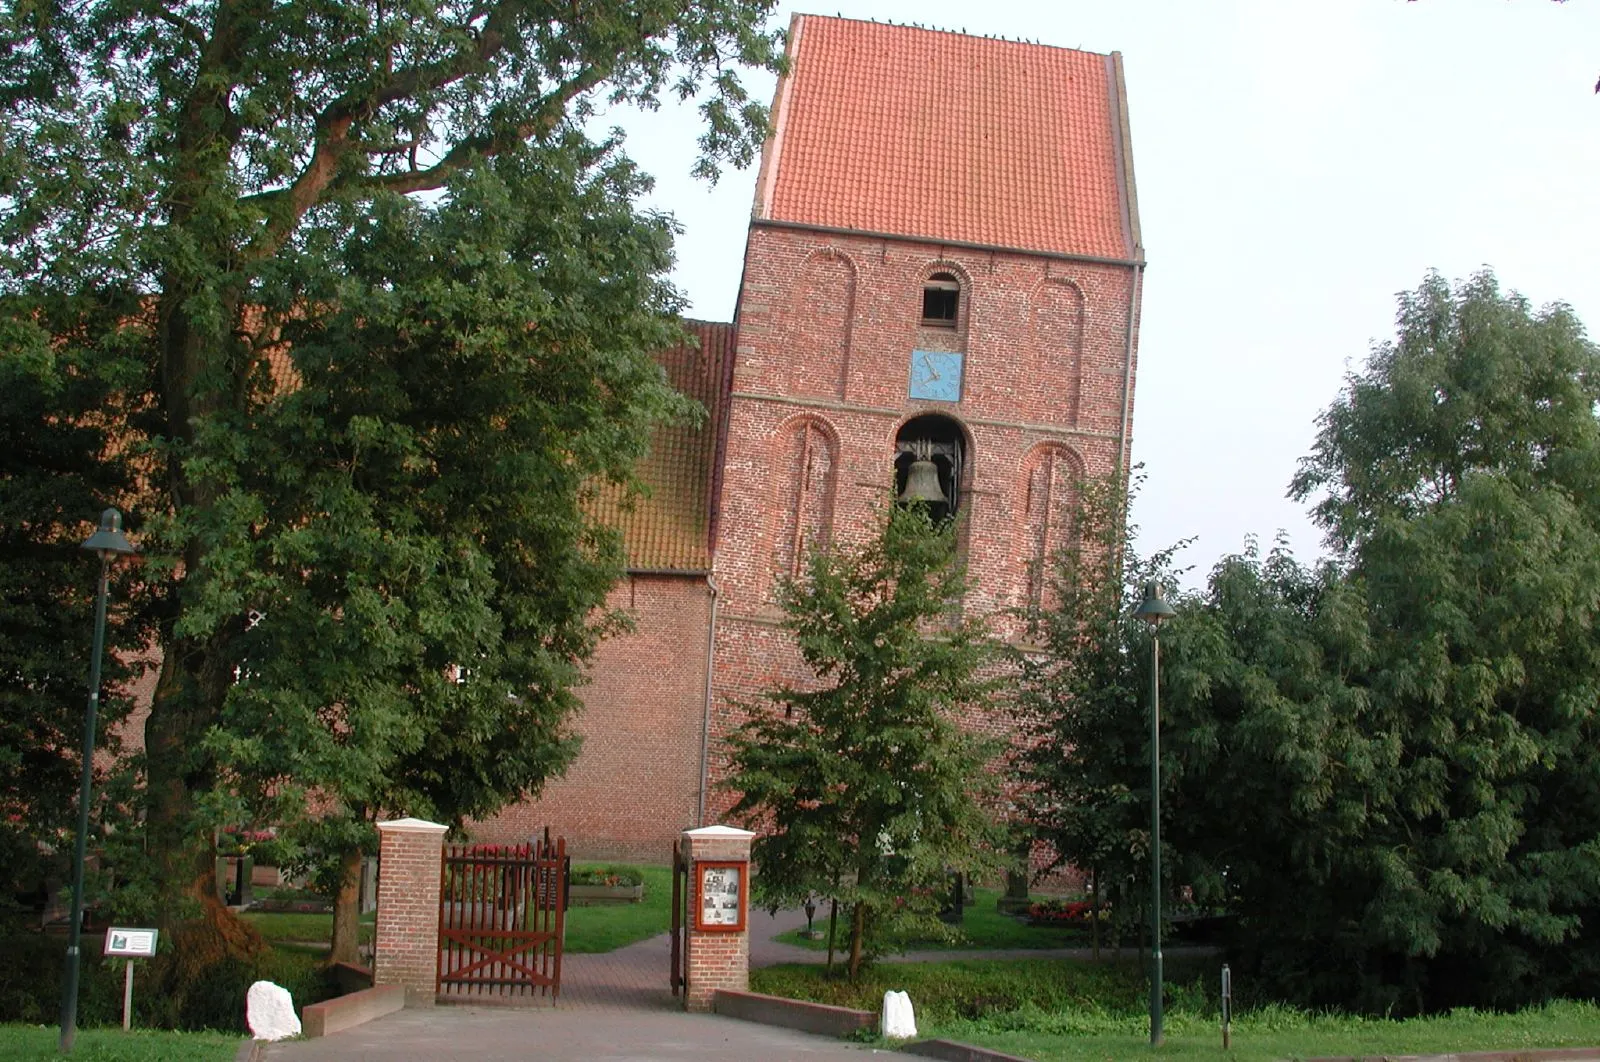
[894,413,965,523]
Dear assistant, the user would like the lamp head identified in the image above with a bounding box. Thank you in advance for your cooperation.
[1133,581,1175,628]
[81,508,137,561]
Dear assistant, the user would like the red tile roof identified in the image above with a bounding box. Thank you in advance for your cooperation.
[755,15,1139,261]
[589,321,732,572]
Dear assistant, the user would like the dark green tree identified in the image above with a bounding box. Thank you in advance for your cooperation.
[1,0,781,973]
[1013,475,1187,949]
[0,307,153,907]
[1283,269,1600,1010]
[725,505,1003,980]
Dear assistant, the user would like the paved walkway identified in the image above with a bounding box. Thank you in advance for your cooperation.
[257,906,1211,1060]
[257,1004,891,1061]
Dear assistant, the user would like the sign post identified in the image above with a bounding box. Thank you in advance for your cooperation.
[680,825,755,1012]
[103,928,158,1031]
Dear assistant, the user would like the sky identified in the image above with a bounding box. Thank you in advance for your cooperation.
[595,0,1600,586]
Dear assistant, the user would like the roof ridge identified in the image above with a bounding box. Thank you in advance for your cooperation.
[794,11,1111,59]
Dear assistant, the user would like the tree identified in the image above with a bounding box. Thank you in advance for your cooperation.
[1,0,781,972]
[1282,270,1600,1010]
[0,308,152,907]
[1013,475,1187,950]
[724,505,1003,980]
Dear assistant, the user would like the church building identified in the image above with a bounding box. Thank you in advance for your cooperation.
[483,13,1146,860]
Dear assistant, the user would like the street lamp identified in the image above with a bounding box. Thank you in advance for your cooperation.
[59,508,137,1054]
[1133,580,1175,1047]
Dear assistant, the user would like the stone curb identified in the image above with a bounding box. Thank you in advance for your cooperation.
[714,988,877,1038]
[900,1039,1036,1062]
[302,984,406,1038]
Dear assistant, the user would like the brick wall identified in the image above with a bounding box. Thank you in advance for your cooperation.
[373,818,447,1006]
[706,224,1141,817]
[479,573,713,862]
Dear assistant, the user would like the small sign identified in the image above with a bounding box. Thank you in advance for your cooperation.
[104,927,158,958]
[696,861,746,932]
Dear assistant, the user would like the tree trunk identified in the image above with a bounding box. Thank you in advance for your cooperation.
[1091,867,1101,961]
[847,901,866,982]
[330,847,364,965]
[825,898,838,974]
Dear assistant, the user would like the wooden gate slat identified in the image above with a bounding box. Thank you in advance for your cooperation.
[436,838,567,1002]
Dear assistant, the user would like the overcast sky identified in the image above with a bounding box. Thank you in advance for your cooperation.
[596,0,1600,587]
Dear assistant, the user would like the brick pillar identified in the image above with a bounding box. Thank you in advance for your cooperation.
[373,817,447,1007]
[682,825,755,1013]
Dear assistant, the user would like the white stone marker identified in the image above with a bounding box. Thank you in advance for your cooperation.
[246,980,302,1041]
[882,989,917,1039]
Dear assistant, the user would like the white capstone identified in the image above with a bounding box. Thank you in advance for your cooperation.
[246,980,301,1041]
[881,989,917,1039]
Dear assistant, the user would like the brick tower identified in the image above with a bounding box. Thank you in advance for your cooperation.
[490,14,1144,856]
[705,14,1145,814]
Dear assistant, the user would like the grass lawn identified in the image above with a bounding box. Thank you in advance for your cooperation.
[774,888,1104,952]
[0,1025,238,1061]
[751,960,1600,1062]
[562,863,672,953]
[240,909,374,947]
[926,999,1600,1061]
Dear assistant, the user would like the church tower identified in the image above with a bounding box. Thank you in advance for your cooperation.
[488,15,1144,858]
[706,15,1145,805]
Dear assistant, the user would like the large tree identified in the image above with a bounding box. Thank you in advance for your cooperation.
[724,505,1003,980]
[1283,270,1600,1010]
[1,0,780,965]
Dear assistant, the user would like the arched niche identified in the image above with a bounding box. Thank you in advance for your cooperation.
[894,413,969,523]
[766,415,841,588]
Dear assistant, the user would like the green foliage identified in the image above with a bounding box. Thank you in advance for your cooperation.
[1025,271,1600,1014]
[774,887,1093,951]
[0,0,783,945]
[0,303,154,904]
[725,505,1005,979]
[1012,473,1188,944]
[928,998,1600,1062]
[0,932,330,1033]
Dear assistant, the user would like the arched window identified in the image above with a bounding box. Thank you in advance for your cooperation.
[894,413,966,522]
[921,272,960,327]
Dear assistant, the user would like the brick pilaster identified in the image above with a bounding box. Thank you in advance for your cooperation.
[373,817,448,1006]
[682,825,756,1013]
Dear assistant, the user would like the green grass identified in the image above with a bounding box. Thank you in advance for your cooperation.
[0,1024,238,1061]
[240,909,374,947]
[775,888,1097,951]
[562,863,672,953]
[925,999,1600,1062]
[751,961,1600,1062]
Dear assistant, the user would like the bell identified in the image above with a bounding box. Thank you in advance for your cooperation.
[898,458,948,507]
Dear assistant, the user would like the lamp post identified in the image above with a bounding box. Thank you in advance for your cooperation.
[1133,580,1175,1047]
[59,509,137,1054]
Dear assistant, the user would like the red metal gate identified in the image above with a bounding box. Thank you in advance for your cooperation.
[437,837,567,1003]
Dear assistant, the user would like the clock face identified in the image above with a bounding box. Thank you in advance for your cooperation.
[908,350,963,402]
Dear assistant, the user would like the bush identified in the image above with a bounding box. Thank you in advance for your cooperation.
[0,930,337,1032]
[569,865,644,887]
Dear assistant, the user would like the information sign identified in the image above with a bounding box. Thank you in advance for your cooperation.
[103,927,158,958]
[695,861,746,932]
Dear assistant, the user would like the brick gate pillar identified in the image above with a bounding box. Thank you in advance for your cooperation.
[373,817,448,1006]
[682,825,756,1013]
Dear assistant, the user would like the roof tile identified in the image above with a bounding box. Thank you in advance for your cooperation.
[760,16,1131,260]
[588,321,732,572]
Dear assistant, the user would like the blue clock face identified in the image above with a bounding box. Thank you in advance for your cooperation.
[908,350,963,402]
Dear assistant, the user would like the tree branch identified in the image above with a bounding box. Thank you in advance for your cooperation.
[244,2,518,259]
